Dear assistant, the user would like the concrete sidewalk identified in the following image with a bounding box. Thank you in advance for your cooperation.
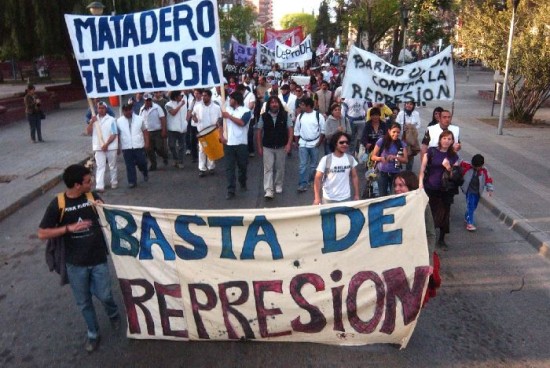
[0,68,549,257]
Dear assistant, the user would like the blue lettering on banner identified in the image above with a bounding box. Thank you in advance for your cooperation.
[105,209,140,256]
[140,11,157,45]
[368,197,405,248]
[321,207,365,254]
[241,216,283,260]
[140,212,176,260]
[208,217,244,259]
[174,215,208,260]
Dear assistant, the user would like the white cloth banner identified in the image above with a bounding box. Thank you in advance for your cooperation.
[274,35,313,64]
[257,43,302,71]
[64,0,224,98]
[97,191,431,347]
[342,46,455,104]
[232,41,256,64]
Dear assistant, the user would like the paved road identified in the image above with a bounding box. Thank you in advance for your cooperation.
[1,67,550,367]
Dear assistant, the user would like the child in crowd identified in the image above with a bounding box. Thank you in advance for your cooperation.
[460,154,494,231]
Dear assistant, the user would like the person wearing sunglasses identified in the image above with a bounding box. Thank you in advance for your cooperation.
[313,131,360,205]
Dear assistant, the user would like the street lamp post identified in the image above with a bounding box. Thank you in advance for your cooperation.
[400,3,409,66]
[497,0,521,135]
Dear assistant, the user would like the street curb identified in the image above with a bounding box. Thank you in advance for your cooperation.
[481,196,550,260]
[0,156,90,223]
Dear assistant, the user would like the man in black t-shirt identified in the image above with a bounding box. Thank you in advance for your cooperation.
[38,164,120,353]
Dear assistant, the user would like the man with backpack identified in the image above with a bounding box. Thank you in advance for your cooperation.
[38,164,120,353]
[313,131,360,204]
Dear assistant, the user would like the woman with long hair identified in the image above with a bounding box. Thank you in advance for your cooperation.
[419,130,460,250]
[371,123,408,196]
[324,103,352,154]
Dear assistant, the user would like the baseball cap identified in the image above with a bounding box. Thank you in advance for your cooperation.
[143,93,153,100]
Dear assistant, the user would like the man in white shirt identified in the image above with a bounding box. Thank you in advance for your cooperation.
[342,97,369,154]
[294,97,326,192]
[86,101,118,192]
[165,91,187,169]
[421,109,461,153]
[116,104,150,188]
[192,89,222,177]
[220,92,252,199]
[139,93,168,171]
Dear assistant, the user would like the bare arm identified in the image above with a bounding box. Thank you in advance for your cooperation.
[351,167,360,200]
[313,171,324,205]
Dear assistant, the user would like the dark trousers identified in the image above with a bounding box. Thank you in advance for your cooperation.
[247,118,256,153]
[122,148,148,185]
[27,113,42,141]
[147,130,168,168]
[224,144,248,194]
[168,131,186,164]
[186,123,198,161]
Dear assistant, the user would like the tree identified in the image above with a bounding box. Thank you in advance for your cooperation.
[458,0,550,123]
[280,13,316,38]
[314,1,334,46]
[0,0,157,84]
[218,4,256,45]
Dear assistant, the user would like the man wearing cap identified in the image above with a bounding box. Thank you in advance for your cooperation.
[86,101,118,192]
[139,93,168,171]
[220,92,252,199]
[85,98,115,125]
[116,104,150,188]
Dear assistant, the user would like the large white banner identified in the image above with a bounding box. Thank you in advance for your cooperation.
[97,191,431,347]
[64,0,224,98]
[342,46,455,104]
[275,35,313,64]
[232,41,256,64]
[257,43,303,71]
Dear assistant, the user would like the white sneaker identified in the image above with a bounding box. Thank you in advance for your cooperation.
[264,190,274,199]
[275,186,283,194]
[111,184,118,189]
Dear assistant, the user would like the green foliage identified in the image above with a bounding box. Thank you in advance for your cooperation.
[409,0,456,52]
[219,4,256,45]
[314,1,334,46]
[280,13,317,37]
[459,0,550,122]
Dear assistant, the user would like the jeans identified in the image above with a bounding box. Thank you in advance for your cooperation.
[27,113,42,141]
[348,116,366,154]
[405,155,415,171]
[247,118,256,154]
[377,171,397,197]
[298,146,319,187]
[186,123,198,161]
[147,130,168,168]
[168,131,186,164]
[122,148,148,185]
[224,144,248,193]
[66,262,119,339]
[465,192,480,225]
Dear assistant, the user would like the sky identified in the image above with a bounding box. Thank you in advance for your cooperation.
[272,0,321,28]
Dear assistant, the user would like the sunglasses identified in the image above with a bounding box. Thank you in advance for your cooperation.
[338,141,349,145]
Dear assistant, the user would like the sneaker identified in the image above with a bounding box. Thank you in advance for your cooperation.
[297,185,308,193]
[149,165,157,171]
[466,224,477,231]
[199,170,206,177]
[208,169,215,175]
[143,174,149,182]
[110,315,121,331]
[175,163,184,169]
[275,186,283,194]
[249,152,255,157]
[111,184,118,189]
[96,188,105,193]
[240,183,248,191]
[225,192,235,200]
[437,239,449,251]
[163,158,169,166]
[264,190,274,199]
[85,336,100,353]
[185,149,191,155]
[128,183,137,189]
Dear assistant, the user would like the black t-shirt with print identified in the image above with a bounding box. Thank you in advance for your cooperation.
[39,192,108,266]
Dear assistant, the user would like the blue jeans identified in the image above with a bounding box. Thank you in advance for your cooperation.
[298,146,319,187]
[66,262,119,339]
[377,171,396,197]
[465,192,480,225]
[224,144,248,193]
[168,131,186,164]
[348,116,366,154]
[122,148,148,185]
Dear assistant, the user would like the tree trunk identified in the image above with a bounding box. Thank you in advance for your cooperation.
[390,27,402,65]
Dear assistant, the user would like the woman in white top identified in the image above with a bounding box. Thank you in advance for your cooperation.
[395,101,421,171]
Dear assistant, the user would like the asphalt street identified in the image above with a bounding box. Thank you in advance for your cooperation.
[1,67,550,367]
